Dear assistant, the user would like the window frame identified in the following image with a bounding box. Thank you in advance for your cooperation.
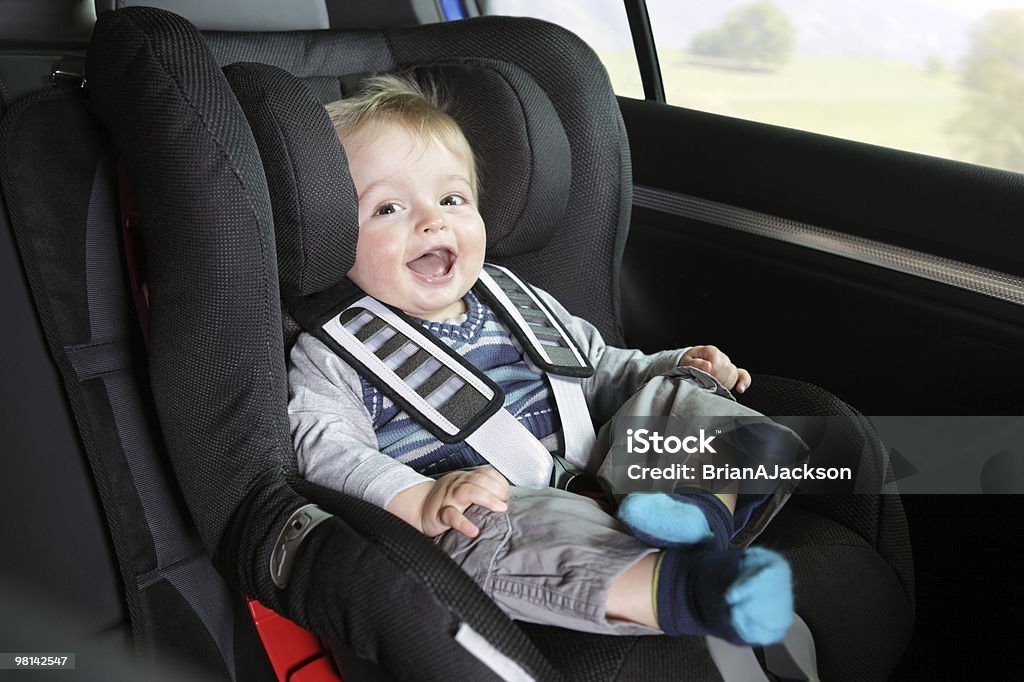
[622,0,664,102]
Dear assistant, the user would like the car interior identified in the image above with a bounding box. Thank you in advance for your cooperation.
[2,1,1022,681]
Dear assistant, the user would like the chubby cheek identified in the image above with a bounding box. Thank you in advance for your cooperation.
[348,230,404,295]
[459,217,487,270]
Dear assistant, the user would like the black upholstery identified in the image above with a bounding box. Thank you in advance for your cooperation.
[67,5,915,681]
[0,83,262,678]
[84,7,564,680]
[202,16,632,345]
[219,62,359,305]
[216,13,914,682]
[737,377,915,680]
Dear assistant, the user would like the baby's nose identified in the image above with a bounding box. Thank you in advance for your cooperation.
[419,212,447,232]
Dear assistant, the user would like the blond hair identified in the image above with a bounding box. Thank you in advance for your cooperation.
[326,73,479,198]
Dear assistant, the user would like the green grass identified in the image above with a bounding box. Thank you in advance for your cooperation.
[598,51,969,161]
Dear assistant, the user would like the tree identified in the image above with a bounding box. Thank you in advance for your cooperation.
[691,1,796,71]
[925,54,946,77]
[951,9,1024,171]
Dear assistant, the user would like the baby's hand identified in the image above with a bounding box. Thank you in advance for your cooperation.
[680,345,752,393]
[418,466,510,538]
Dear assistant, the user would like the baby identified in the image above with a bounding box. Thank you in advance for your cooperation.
[288,74,796,644]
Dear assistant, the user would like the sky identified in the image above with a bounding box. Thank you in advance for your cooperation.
[489,0,1024,65]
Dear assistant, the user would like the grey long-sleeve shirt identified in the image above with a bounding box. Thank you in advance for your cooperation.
[287,287,687,510]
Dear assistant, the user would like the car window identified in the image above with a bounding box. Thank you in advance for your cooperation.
[482,0,644,99]
[645,0,1024,174]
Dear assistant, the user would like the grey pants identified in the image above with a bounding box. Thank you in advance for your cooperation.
[435,368,801,634]
[437,486,660,635]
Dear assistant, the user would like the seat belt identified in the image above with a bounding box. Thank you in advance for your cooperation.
[763,613,820,682]
[476,265,598,473]
[306,263,597,487]
[705,637,770,682]
[1,94,240,677]
[321,295,554,487]
[706,613,820,682]
[78,149,239,678]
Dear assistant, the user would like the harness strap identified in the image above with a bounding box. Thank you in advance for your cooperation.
[705,637,770,682]
[311,264,604,486]
[476,265,598,472]
[321,295,552,487]
[476,264,592,377]
[763,613,821,681]
[85,150,238,677]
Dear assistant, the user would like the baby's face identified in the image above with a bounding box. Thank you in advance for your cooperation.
[343,122,485,321]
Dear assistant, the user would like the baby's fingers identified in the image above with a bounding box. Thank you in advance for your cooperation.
[470,467,511,501]
[439,505,480,538]
[735,368,752,393]
[683,357,714,373]
[457,483,509,514]
[719,363,739,390]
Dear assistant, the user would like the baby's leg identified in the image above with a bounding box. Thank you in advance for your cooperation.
[607,545,793,645]
[598,367,805,549]
[436,486,660,635]
[435,486,792,644]
[617,486,734,549]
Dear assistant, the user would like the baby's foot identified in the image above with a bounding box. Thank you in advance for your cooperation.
[618,491,732,549]
[726,548,795,644]
[656,546,793,645]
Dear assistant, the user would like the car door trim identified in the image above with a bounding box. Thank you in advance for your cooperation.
[634,184,1024,307]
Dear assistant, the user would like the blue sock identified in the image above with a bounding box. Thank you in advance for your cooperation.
[655,546,793,645]
[618,490,733,549]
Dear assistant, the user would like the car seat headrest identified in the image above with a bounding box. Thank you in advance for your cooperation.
[225,61,572,300]
[95,0,448,31]
[224,62,359,302]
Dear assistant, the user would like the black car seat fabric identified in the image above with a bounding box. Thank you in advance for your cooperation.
[0,80,125,682]
[84,7,565,681]
[0,8,276,678]
[72,5,915,682]
[0,41,123,648]
[736,379,915,679]
[215,17,913,682]
[0,81,271,680]
[221,57,735,681]
[220,48,743,682]
[200,17,633,346]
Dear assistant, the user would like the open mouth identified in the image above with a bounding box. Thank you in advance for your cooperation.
[406,247,456,281]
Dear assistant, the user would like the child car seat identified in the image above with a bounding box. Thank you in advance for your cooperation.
[215,25,915,682]
[0,2,913,679]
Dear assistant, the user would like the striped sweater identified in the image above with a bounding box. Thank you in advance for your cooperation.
[360,290,558,476]
[288,284,688,509]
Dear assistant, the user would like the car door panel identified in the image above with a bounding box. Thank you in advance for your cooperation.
[619,97,1024,416]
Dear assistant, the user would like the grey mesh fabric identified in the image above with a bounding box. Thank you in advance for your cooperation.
[221,62,358,302]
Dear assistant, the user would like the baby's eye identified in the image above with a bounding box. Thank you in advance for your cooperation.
[440,194,466,207]
[373,202,400,216]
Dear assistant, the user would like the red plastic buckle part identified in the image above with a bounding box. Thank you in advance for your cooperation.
[247,599,343,682]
